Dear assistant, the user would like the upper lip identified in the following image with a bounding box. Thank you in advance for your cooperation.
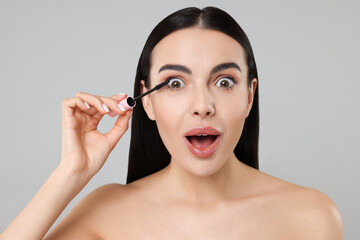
[184,127,221,137]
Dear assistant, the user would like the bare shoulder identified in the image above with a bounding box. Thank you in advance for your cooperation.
[70,183,130,215]
[74,183,135,224]
[257,172,343,239]
[286,186,343,239]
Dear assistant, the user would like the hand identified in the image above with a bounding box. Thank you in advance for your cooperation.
[58,92,132,179]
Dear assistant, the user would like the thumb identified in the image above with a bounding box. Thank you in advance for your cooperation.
[104,109,132,150]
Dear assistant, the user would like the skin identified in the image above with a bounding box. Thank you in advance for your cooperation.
[1,28,342,239]
[113,28,341,238]
[140,27,257,205]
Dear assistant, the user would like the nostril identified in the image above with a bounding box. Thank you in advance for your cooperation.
[193,109,214,117]
[193,112,211,117]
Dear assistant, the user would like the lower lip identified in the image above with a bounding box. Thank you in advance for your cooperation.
[184,135,221,158]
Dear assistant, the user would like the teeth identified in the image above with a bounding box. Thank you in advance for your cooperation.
[196,134,208,136]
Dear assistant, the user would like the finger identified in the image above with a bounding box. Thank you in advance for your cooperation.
[109,93,128,100]
[106,93,131,117]
[91,93,129,119]
[100,94,128,116]
[75,92,111,116]
[104,109,133,150]
[74,92,130,120]
[81,101,100,116]
[91,111,104,121]
[62,97,93,117]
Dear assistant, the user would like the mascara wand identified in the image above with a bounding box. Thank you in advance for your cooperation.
[119,78,171,110]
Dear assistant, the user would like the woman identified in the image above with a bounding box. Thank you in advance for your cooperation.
[0,6,342,239]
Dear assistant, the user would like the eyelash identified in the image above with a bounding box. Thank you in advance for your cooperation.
[164,76,238,91]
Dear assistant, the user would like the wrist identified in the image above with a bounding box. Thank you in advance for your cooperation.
[53,166,91,191]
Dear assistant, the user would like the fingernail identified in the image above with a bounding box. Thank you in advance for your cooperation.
[102,103,110,113]
[117,93,126,96]
[84,101,90,109]
[118,103,126,111]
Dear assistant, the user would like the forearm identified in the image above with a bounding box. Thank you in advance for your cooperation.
[0,168,90,240]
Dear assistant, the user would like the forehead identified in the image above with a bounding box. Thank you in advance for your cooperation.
[151,28,247,72]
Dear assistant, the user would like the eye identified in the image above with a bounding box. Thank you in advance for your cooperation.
[215,76,236,89]
[166,77,185,90]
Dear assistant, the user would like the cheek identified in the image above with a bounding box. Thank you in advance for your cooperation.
[217,93,249,144]
[151,96,186,153]
[217,88,249,118]
[152,94,186,123]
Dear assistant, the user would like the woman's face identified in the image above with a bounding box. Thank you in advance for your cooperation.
[141,28,257,176]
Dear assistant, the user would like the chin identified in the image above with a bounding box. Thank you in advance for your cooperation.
[182,157,227,177]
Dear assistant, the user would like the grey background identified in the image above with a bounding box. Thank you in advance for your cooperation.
[0,0,358,238]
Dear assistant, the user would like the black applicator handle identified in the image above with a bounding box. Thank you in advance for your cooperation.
[118,79,171,110]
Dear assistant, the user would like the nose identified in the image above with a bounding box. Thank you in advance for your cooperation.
[190,87,215,118]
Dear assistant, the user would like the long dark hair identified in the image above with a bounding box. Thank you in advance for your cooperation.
[127,6,259,184]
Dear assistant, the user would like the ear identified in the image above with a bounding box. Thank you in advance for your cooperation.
[140,80,156,121]
[246,78,257,117]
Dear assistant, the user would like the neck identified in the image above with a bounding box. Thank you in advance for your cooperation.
[160,153,249,205]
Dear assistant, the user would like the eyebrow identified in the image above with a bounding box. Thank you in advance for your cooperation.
[158,62,241,75]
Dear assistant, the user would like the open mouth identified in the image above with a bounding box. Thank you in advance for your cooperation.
[185,135,219,148]
[184,134,221,158]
